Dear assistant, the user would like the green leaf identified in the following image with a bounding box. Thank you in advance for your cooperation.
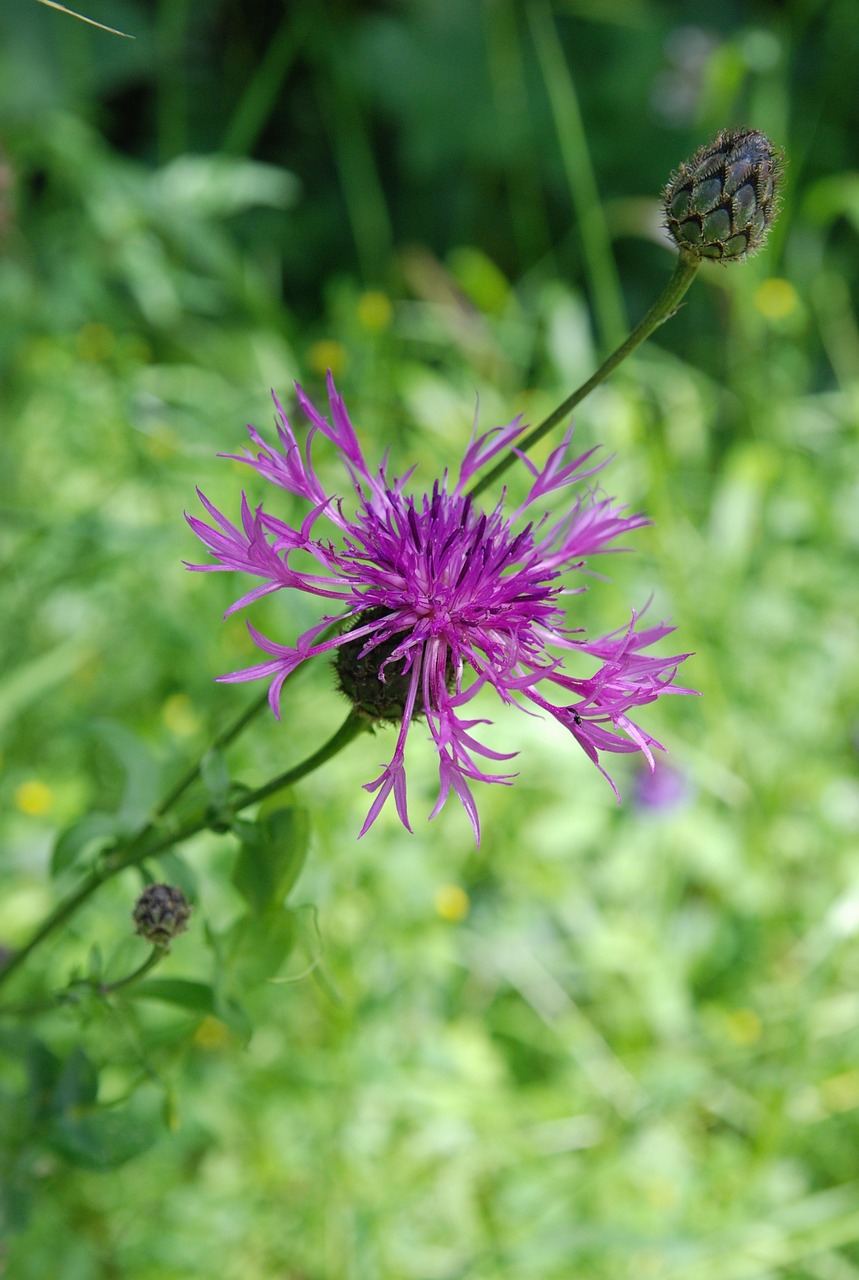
[91,719,160,827]
[200,747,231,807]
[0,638,91,736]
[231,803,310,915]
[131,978,216,1014]
[85,944,104,984]
[50,811,125,877]
[153,848,198,902]
[131,978,251,1044]
[46,1090,162,1170]
[25,1041,61,1123]
[53,1047,99,1114]
[803,173,859,230]
[154,155,299,219]
[226,905,298,986]
[213,994,253,1045]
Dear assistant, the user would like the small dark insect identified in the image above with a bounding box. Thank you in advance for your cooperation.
[572,711,582,726]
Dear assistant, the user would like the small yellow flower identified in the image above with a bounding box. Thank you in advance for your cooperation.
[307,339,347,376]
[754,277,799,320]
[194,1017,230,1050]
[356,291,393,331]
[820,1070,859,1115]
[76,322,116,362]
[434,883,470,922]
[14,780,55,816]
[161,693,201,738]
[724,1008,761,1045]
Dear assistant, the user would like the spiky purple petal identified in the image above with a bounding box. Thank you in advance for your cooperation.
[187,377,695,841]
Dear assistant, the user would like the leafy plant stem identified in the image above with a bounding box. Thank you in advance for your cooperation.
[467,249,701,501]
[0,711,368,991]
[0,949,164,1018]
[154,689,271,821]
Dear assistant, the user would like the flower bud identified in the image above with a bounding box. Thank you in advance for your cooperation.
[663,128,783,261]
[335,608,413,723]
[132,884,191,948]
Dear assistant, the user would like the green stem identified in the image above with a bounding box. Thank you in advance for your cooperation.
[222,10,308,155]
[155,689,270,820]
[0,710,368,992]
[0,948,164,1018]
[104,947,164,995]
[528,0,626,350]
[232,709,368,810]
[468,249,701,501]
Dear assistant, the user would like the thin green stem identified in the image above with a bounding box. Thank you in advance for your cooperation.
[155,0,189,162]
[104,947,164,995]
[155,689,270,820]
[0,711,368,992]
[528,0,627,351]
[468,250,701,501]
[309,4,392,282]
[234,709,369,810]
[222,10,308,154]
[0,948,164,1018]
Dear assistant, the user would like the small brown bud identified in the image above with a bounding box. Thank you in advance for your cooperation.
[663,128,784,262]
[132,884,191,948]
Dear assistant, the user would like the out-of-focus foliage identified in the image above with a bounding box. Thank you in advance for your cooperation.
[2,0,859,1276]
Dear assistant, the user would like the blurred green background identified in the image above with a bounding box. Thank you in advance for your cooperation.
[2,0,859,1276]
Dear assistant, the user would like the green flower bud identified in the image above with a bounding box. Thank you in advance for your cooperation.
[663,128,784,262]
[132,884,191,948]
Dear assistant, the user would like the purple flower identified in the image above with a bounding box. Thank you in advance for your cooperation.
[634,761,690,813]
[187,373,694,843]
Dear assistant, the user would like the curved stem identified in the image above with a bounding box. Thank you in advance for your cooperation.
[468,249,701,501]
[0,710,368,991]
[234,709,368,809]
[103,947,164,995]
[154,688,270,820]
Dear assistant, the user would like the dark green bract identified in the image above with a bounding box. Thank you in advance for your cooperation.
[663,128,783,261]
[335,609,415,723]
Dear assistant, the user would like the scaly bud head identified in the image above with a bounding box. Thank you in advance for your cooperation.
[335,608,414,723]
[132,884,191,948]
[335,607,456,724]
[663,128,784,262]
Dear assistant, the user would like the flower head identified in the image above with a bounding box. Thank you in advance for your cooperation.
[133,884,191,948]
[663,127,783,261]
[187,374,694,843]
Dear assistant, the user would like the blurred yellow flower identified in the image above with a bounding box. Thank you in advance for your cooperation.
[820,1069,859,1114]
[162,693,202,737]
[724,1008,761,1045]
[194,1017,231,1050]
[357,291,393,331]
[307,339,347,376]
[76,321,116,362]
[15,780,55,816]
[434,883,470,922]
[754,277,799,320]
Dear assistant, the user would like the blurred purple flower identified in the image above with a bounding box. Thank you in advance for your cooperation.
[634,761,690,812]
[187,374,694,843]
